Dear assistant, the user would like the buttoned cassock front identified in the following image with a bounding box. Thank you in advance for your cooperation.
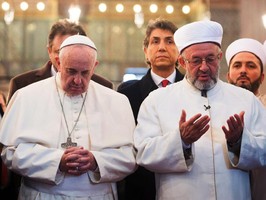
[134,78,266,200]
[0,75,136,199]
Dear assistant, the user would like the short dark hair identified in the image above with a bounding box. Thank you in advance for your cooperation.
[48,19,87,48]
[143,18,177,48]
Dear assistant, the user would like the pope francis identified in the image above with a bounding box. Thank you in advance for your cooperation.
[0,35,136,199]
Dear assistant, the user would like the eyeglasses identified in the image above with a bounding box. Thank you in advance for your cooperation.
[182,54,221,67]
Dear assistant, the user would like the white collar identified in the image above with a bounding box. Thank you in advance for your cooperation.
[51,65,57,76]
[150,70,176,87]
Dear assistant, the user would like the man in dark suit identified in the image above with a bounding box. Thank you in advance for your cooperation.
[7,19,113,103]
[117,18,184,200]
[3,19,113,199]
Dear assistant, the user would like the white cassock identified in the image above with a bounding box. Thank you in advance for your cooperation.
[134,78,266,200]
[0,74,136,200]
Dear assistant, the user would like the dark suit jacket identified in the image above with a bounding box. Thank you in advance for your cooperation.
[118,68,184,123]
[117,68,184,200]
[7,61,113,103]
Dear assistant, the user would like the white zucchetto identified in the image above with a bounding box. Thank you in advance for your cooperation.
[60,35,97,51]
[225,38,266,67]
[174,20,223,53]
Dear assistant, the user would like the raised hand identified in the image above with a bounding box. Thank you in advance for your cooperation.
[222,111,245,144]
[179,109,210,145]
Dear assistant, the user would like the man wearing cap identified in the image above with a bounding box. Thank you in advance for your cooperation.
[134,20,266,199]
[0,35,136,199]
[225,38,266,200]
[2,19,114,200]
[117,18,184,200]
[226,38,266,105]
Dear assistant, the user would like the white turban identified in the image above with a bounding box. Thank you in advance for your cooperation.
[60,35,97,51]
[225,38,266,67]
[174,20,223,53]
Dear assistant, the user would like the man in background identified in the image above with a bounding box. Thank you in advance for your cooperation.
[225,37,266,200]
[7,18,113,103]
[226,38,266,106]
[117,18,184,200]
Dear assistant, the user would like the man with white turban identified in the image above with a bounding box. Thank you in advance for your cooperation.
[134,20,266,199]
[0,35,136,200]
[226,38,266,105]
[225,38,266,200]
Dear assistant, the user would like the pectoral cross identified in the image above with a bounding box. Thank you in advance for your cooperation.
[61,137,77,148]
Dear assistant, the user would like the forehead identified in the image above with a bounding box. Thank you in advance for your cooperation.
[61,45,95,66]
[149,29,174,39]
[62,45,95,56]
[231,52,261,63]
[184,43,219,57]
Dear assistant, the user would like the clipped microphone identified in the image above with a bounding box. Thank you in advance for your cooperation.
[204,105,211,110]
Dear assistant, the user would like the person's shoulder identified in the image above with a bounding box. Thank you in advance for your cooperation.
[221,81,256,103]
[90,81,131,103]
[91,73,113,89]
[147,80,183,101]
[222,81,252,94]
[257,94,266,107]
[11,69,39,81]
[117,79,139,92]
[10,64,49,83]
[118,69,153,92]
[11,77,54,104]
[90,80,115,94]
[18,76,53,92]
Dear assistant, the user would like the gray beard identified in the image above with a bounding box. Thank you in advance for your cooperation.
[193,79,216,90]
[186,68,219,91]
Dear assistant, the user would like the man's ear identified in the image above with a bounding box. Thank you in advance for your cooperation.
[55,56,61,72]
[178,55,186,71]
[94,60,99,69]
[90,60,99,75]
[47,46,53,61]
[226,72,230,81]
[47,45,51,54]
